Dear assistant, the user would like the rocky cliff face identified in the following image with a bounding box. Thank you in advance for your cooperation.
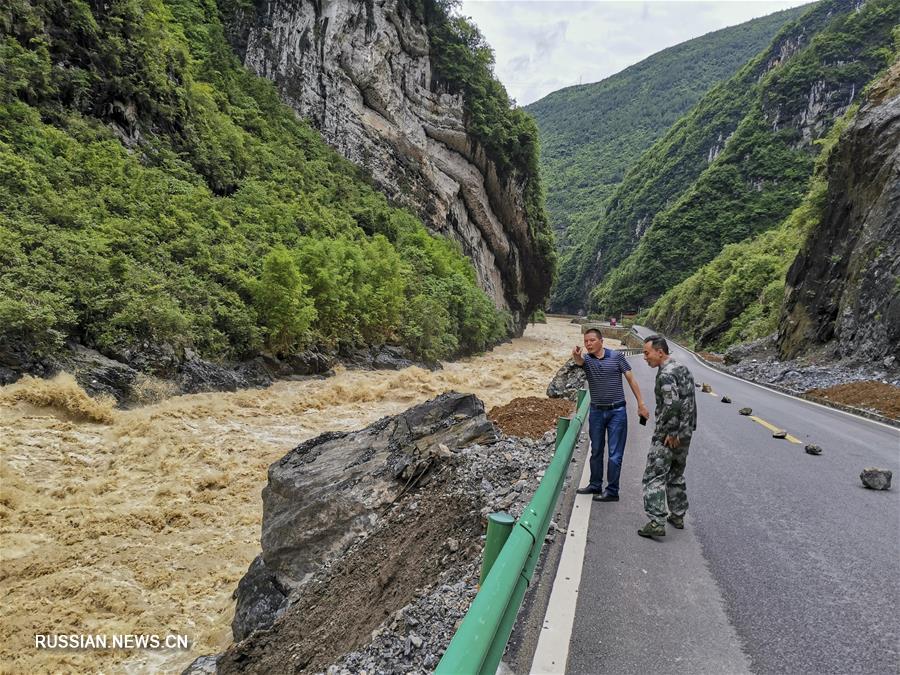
[224,0,550,329]
[779,65,900,368]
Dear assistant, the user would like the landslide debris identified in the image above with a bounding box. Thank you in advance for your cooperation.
[804,381,900,421]
[489,397,575,439]
[194,391,565,674]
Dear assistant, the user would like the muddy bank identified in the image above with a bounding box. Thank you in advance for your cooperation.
[0,317,595,673]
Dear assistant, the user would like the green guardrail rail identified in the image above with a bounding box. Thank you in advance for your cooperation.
[618,347,643,356]
[435,387,591,675]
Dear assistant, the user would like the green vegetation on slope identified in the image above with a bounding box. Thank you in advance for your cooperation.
[587,0,898,316]
[642,106,856,350]
[0,0,517,368]
[527,6,805,248]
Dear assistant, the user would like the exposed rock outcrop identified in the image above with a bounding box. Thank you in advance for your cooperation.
[546,359,586,400]
[231,391,498,640]
[779,65,900,367]
[223,0,551,329]
[0,341,335,405]
[193,405,561,675]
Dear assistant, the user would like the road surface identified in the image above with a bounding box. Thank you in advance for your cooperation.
[549,329,900,674]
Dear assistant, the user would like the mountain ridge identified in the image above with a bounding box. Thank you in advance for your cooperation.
[527,4,807,251]
[546,0,897,314]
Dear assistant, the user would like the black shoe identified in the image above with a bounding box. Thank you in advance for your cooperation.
[576,486,602,495]
[593,493,619,502]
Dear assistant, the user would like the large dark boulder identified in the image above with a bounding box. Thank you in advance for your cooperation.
[231,391,498,640]
[231,556,289,642]
[339,344,417,371]
[178,351,244,394]
[547,359,586,400]
[105,340,181,379]
[56,343,140,402]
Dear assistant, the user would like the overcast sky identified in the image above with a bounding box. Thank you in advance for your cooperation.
[458,0,813,105]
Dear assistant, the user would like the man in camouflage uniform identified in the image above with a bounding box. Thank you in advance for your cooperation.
[638,335,697,538]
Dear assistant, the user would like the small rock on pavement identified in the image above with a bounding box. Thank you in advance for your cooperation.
[860,468,892,490]
[805,444,823,455]
[721,395,731,403]
[772,430,787,439]
[701,383,712,393]
[739,407,752,415]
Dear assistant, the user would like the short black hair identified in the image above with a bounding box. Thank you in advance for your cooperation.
[584,328,603,339]
[644,334,669,354]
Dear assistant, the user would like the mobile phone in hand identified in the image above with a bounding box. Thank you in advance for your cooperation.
[639,415,647,426]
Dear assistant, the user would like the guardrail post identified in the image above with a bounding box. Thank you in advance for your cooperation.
[555,416,570,451]
[480,512,515,584]
[436,393,592,675]
[576,388,587,409]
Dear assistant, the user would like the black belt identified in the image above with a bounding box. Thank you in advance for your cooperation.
[592,400,626,411]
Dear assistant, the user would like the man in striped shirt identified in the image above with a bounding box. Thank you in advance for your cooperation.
[572,328,649,501]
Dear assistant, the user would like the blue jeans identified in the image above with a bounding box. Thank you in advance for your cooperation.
[587,406,628,496]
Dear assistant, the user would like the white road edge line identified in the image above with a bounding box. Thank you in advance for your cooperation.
[646,331,898,433]
[530,439,594,675]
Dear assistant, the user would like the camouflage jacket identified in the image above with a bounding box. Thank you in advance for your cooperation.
[654,359,697,439]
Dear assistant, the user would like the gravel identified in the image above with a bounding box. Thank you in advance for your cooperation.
[326,430,559,674]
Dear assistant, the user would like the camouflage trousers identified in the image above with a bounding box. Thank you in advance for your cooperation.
[642,435,691,525]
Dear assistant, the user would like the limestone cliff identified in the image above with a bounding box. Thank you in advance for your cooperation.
[222,0,552,329]
[779,65,900,367]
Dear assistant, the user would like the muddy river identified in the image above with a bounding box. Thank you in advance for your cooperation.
[0,317,604,673]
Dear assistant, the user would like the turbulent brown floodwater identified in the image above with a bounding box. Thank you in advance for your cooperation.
[0,317,607,673]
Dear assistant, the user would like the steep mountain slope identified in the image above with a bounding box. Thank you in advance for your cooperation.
[778,63,899,365]
[643,106,853,349]
[527,6,805,246]
[555,0,898,314]
[645,59,898,374]
[0,0,551,392]
[220,0,554,326]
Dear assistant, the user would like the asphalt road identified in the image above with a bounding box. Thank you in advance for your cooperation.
[565,329,900,674]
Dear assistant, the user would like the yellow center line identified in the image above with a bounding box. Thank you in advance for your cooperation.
[706,391,718,397]
[749,416,802,444]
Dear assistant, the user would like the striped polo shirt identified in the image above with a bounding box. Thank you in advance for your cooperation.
[582,348,631,406]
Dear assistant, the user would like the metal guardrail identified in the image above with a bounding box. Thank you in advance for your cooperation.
[618,347,643,356]
[435,389,592,675]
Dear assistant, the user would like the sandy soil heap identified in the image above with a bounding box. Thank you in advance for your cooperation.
[805,381,900,420]
[489,397,575,438]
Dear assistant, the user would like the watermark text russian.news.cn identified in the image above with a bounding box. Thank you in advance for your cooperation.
[34,634,191,650]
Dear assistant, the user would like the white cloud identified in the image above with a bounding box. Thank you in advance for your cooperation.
[458,0,813,105]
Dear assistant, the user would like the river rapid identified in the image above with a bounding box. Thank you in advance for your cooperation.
[0,317,604,673]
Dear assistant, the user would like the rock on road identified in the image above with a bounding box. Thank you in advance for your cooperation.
[564,327,900,674]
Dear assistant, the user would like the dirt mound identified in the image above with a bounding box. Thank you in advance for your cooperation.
[489,396,575,439]
[805,381,900,420]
